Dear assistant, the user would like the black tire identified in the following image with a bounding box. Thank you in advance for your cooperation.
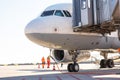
[73,63,79,72]
[100,59,107,68]
[67,63,74,72]
[107,59,114,68]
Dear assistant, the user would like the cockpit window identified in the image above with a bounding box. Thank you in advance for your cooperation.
[63,10,71,17]
[41,10,54,17]
[41,10,71,17]
[54,10,64,17]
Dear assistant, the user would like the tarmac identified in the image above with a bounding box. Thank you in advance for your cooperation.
[0,62,120,80]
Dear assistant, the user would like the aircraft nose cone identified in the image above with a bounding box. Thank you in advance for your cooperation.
[25,18,42,34]
[24,17,50,45]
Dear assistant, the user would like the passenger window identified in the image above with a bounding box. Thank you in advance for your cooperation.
[54,10,64,17]
[63,10,71,17]
[41,10,54,17]
[81,0,87,9]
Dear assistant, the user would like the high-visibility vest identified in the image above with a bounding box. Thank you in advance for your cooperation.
[47,57,50,62]
[41,57,45,63]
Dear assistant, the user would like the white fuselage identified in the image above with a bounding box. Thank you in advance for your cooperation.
[25,3,120,50]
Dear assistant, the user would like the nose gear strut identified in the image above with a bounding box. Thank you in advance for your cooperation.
[67,50,79,72]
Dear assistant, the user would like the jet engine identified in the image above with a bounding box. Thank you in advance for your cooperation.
[51,49,90,63]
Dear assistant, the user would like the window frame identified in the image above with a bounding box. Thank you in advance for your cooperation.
[54,10,64,17]
[63,10,71,17]
[81,0,87,9]
[41,10,55,17]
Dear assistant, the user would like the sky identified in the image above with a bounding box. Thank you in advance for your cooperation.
[0,0,72,64]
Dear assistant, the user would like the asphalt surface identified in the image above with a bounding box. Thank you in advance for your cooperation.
[0,63,120,80]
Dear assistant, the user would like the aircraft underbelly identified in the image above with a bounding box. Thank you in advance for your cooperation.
[26,33,120,50]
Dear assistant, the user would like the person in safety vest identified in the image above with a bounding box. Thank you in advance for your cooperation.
[41,56,45,68]
[47,56,51,68]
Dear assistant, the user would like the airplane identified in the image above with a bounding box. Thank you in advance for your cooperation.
[25,1,120,72]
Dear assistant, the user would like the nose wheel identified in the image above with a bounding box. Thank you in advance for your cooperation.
[67,50,80,72]
[68,63,79,72]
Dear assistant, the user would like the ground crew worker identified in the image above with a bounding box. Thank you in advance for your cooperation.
[47,56,50,68]
[41,56,45,68]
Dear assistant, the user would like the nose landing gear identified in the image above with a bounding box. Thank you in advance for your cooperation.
[67,50,79,72]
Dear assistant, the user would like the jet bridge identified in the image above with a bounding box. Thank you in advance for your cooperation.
[73,0,120,35]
